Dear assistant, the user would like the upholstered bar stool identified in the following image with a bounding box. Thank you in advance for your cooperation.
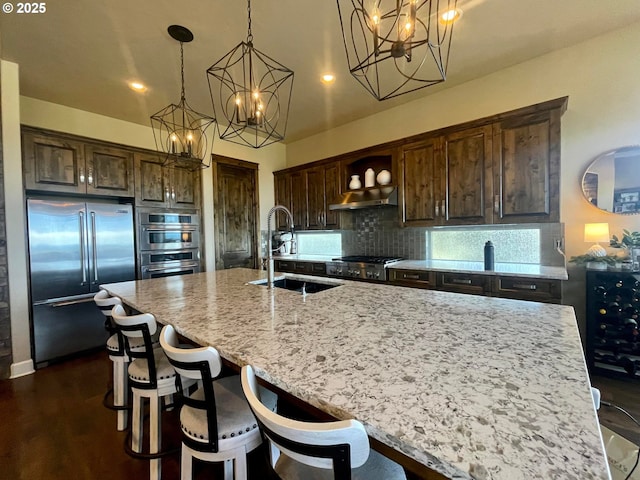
[159,324,277,480]
[94,289,130,431]
[111,304,191,480]
[241,365,407,480]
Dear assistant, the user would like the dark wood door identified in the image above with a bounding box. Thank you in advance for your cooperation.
[213,157,258,270]
[442,125,493,225]
[85,144,134,197]
[493,110,561,223]
[401,138,440,226]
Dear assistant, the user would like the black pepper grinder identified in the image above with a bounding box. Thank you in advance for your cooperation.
[484,241,495,271]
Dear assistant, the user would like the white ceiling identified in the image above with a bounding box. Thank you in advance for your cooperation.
[2,0,640,144]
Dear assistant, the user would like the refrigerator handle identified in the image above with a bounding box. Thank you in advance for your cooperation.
[91,211,98,283]
[79,211,87,285]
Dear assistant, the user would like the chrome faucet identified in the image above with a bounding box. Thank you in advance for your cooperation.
[266,205,295,289]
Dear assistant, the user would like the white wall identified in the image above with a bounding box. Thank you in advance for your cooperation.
[1,60,33,377]
[286,21,640,334]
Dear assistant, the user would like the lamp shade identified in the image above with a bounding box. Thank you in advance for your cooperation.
[584,223,610,243]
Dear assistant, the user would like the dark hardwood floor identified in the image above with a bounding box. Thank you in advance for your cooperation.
[592,373,640,446]
[0,351,271,480]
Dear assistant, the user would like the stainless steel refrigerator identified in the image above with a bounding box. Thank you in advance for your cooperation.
[26,198,135,366]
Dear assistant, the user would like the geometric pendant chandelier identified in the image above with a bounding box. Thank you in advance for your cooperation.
[150,25,216,170]
[336,0,458,101]
[206,0,294,149]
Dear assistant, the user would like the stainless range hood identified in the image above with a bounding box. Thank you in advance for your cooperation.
[329,186,398,210]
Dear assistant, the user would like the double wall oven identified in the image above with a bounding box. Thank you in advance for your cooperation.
[138,210,201,279]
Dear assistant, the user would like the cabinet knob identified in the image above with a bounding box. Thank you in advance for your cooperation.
[494,195,500,214]
[87,167,93,186]
[79,167,85,184]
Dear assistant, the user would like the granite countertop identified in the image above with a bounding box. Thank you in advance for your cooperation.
[102,269,607,480]
[389,260,568,280]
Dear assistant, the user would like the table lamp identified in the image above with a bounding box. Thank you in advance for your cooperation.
[584,223,610,256]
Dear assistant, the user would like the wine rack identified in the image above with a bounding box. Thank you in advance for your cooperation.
[586,270,640,379]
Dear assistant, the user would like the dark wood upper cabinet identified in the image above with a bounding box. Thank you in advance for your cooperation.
[400,137,440,225]
[273,97,566,228]
[323,162,341,229]
[290,170,308,230]
[275,161,341,231]
[274,171,292,230]
[84,144,134,197]
[134,152,199,209]
[22,131,86,194]
[442,125,494,225]
[492,110,560,223]
[23,130,134,198]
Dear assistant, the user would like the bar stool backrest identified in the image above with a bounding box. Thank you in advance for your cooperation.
[111,304,159,389]
[94,290,124,353]
[159,324,225,452]
[241,365,370,479]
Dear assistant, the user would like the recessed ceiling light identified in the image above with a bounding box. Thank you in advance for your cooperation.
[440,8,462,24]
[321,73,335,84]
[128,81,147,92]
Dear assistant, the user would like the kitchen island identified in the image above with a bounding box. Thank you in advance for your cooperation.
[102,268,609,480]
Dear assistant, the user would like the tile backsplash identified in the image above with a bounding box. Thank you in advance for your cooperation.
[296,207,565,266]
[263,207,565,266]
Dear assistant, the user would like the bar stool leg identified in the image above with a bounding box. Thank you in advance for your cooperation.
[150,392,162,480]
[131,390,143,453]
[113,358,128,431]
[181,447,192,480]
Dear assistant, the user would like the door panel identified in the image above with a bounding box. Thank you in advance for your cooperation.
[27,199,88,300]
[402,139,439,225]
[324,163,341,229]
[443,126,493,224]
[85,145,134,197]
[87,203,135,291]
[214,159,258,270]
[307,168,324,229]
[134,153,167,206]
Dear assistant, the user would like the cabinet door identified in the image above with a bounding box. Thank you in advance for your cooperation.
[493,110,560,223]
[170,166,200,209]
[134,152,168,207]
[441,125,493,225]
[22,132,85,194]
[274,172,292,230]
[290,171,308,230]
[85,144,134,197]
[324,163,341,229]
[400,138,440,226]
[307,167,325,230]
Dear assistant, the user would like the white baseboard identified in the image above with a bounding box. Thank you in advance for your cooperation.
[10,359,35,378]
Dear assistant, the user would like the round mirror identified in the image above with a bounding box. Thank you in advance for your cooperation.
[581,146,640,214]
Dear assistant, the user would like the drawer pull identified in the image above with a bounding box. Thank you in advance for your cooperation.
[296,264,307,270]
[512,283,537,290]
[402,273,420,280]
[451,278,472,285]
[279,262,290,268]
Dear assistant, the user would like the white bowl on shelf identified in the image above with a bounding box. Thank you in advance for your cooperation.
[376,169,391,185]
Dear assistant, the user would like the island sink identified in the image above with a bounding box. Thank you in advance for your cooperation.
[251,278,340,294]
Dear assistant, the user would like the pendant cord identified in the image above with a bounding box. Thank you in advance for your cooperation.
[180,41,186,102]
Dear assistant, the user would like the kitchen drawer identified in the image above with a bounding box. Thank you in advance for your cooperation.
[274,260,296,273]
[388,269,434,289]
[275,260,327,276]
[493,276,561,303]
[435,272,491,296]
[310,262,327,276]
